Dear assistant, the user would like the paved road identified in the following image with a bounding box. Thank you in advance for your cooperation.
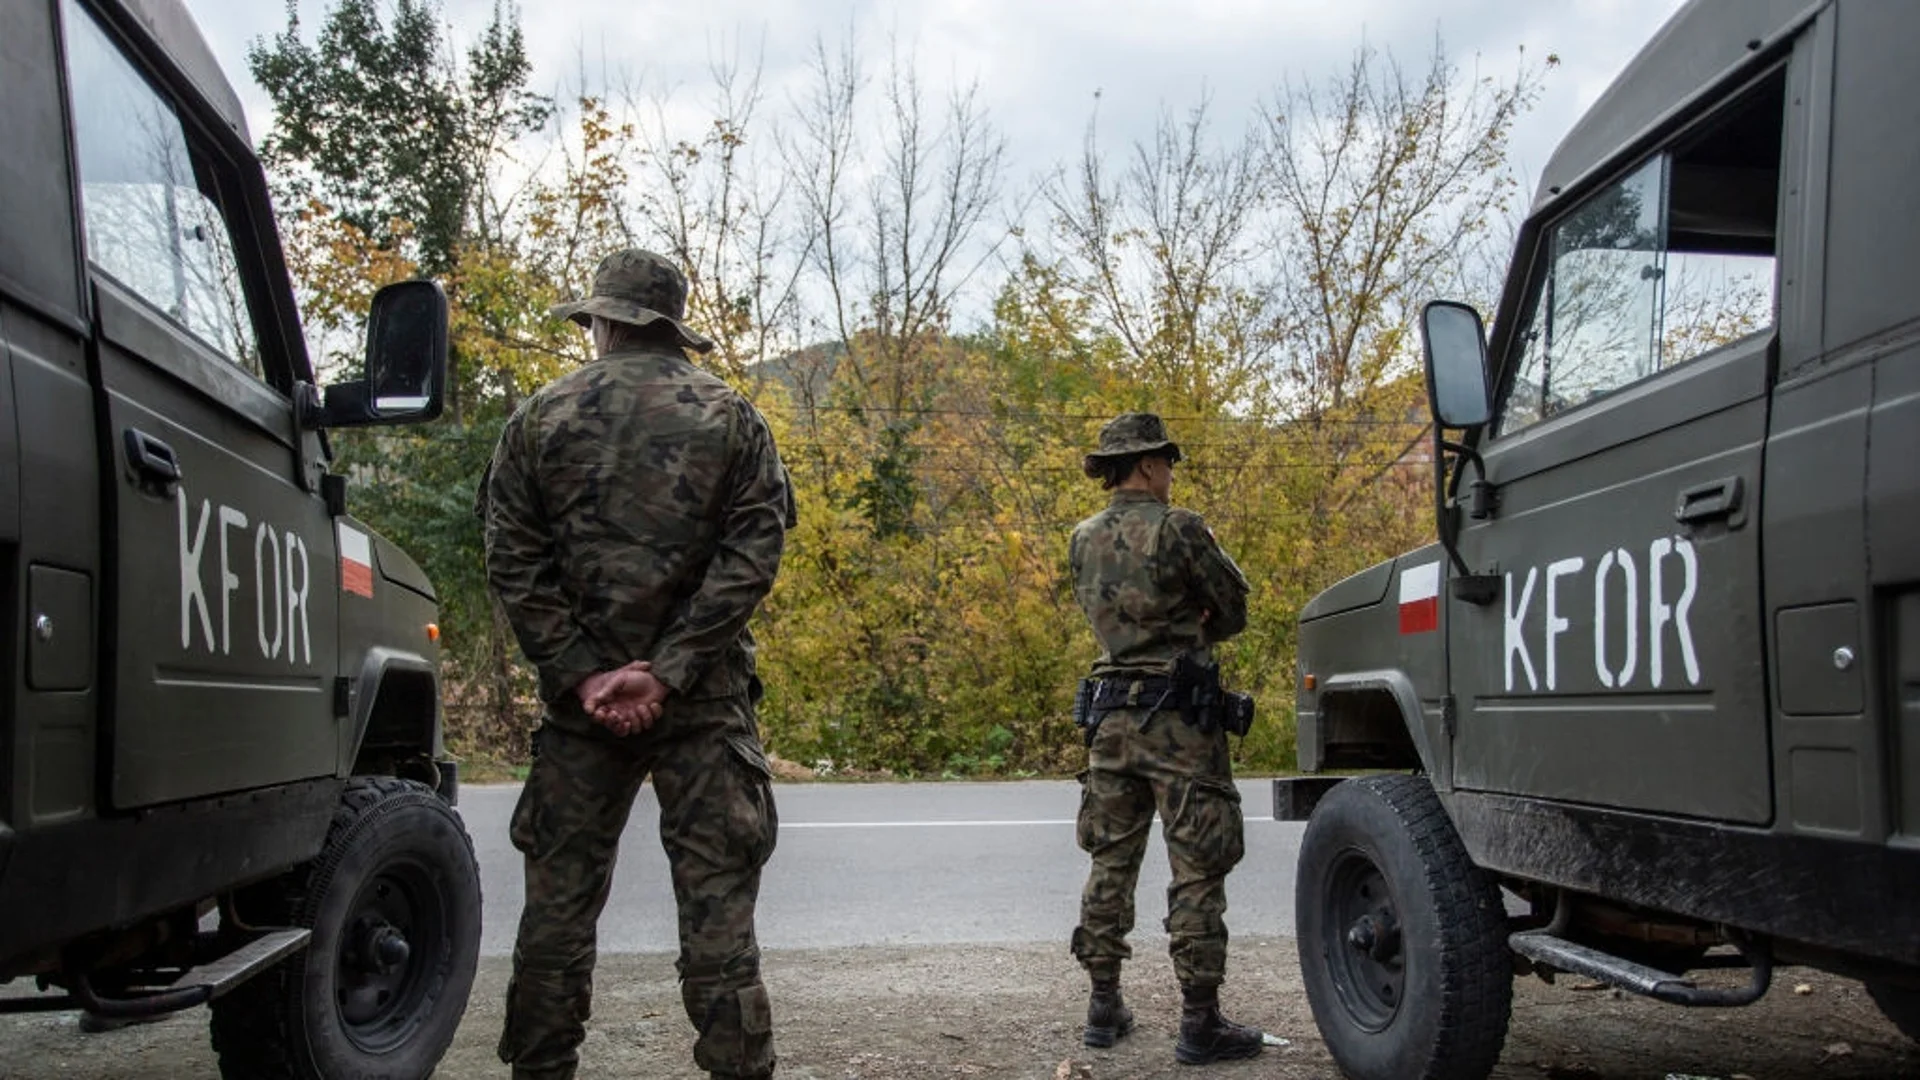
[7,781,1916,1080]
[463,778,1303,955]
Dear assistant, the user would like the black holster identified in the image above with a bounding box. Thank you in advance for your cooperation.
[1073,678,1099,747]
[1167,653,1256,736]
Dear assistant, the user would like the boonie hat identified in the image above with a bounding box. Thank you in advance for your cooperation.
[1082,412,1184,477]
[550,248,715,353]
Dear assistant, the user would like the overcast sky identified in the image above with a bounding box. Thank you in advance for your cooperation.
[183,0,1688,202]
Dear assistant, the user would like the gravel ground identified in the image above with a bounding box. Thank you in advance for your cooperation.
[2,939,1913,1079]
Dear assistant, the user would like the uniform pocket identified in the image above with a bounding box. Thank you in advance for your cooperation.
[725,734,780,869]
[507,776,553,860]
[1074,768,1095,852]
[739,981,772,1038]
[696,982,775,1075]
[1165,775,1245,875]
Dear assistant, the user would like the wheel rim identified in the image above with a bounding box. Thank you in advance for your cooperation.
[334,855,448,1054]
[1320,845,1405,1033]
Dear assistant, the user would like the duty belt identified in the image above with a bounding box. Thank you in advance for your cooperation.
[1088,676,1174,710]
[1072,665,1256,745]
[1074,675,1177,747]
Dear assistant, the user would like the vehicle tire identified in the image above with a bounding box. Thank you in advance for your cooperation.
[1296,775,1513,1080]
[1867,980,1920,1043]
[210,777,482,1080]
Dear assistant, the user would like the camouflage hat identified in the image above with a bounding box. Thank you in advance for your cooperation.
[1082,412,1184,477]
[550,248,715,353]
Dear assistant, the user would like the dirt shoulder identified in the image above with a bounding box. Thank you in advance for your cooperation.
[2,939,1912,1079]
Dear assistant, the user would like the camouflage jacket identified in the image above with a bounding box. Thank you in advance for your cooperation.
[1068,490,1250,677]
[482,344,794,705]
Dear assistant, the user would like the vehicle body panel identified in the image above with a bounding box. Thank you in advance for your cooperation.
[99,280,343,808]
[0,0,451,979]
[1292,0,1920,973]
[1450,333,1772,824]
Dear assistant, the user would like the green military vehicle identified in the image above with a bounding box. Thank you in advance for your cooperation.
[1275,1,1920,1077]
[0,0,481,1076]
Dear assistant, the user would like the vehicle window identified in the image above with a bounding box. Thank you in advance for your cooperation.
[63,0,262,375]
[1499,71,1783,435]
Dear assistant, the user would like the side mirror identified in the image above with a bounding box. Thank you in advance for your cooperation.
[310,280,449,428]
[1420,300,1492,430]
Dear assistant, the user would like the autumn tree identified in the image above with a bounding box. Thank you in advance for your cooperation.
[251,0,555,757]
[1046,98,1267,422]
[245,12,1550,778]
[999,43,1549,763]
[618,52,811,392]
[250,0,549,277]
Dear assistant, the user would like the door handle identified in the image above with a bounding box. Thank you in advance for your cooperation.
[1675,476,1743,526]
[124,428,181,496]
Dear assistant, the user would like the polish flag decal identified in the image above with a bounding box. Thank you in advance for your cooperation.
[338,524,375,598]
[1398,560,1440,634]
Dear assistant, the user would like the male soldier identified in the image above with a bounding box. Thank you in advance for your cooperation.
[482,249,792,1080]
[1067,412,1266,1065]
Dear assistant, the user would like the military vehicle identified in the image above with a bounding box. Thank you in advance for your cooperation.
[0,1,480,1077]
[1275,1,1920,1076]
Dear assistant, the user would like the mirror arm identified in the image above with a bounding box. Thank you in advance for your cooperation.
[293,381,324,431]
[1439,439,1485,502]
[299,380,375,430]
[1432,428,1468,577]
[1433,430,1501,604]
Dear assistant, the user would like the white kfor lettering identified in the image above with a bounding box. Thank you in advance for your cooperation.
[1649,539,1672,686]
[255,522,284,659]
[1593,549,1639,689]
[1505,567,1538,692]
[1648,536,1702,687]
[1543,557,1585,690]
[286,531,311,665]
[217,506,248,655]
[178,491,214,651]
[1672,537,1700,685]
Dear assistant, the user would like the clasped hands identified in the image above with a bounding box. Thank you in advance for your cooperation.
[575,660,669,737]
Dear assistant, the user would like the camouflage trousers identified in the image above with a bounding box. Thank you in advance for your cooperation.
[1071,702,1245,989]
[499,696,780,1079]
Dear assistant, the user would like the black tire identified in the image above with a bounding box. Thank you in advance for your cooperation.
[1296,775,1513,1080]
[1867,980,1920,1043]
[210,777,482,1080]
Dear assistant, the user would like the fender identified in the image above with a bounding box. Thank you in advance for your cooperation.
[1309,670,1449,788]
[340,646,440,777]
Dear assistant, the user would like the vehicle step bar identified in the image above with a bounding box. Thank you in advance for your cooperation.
[1509,929,1771,1007]
[0,928,310,1018]
[181,927,311,1001]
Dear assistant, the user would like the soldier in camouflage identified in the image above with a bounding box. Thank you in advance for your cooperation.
[481,249,793,1080]
[1067,412,1267,1065]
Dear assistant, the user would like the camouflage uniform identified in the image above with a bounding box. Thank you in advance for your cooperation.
[1068,415,1251,991]
[482,250,793,1080]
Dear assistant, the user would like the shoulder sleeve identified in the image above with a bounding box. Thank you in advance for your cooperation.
[645,397,791,693]
[1165,508,1250,641]
[483,403,603,702]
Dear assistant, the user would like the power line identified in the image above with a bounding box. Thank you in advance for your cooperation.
[773,453,1429,474]
[759,402,1423,426]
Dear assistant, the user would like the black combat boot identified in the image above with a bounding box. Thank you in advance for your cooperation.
[1174,985,1264,1065]
[1083,978,1135,1048]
